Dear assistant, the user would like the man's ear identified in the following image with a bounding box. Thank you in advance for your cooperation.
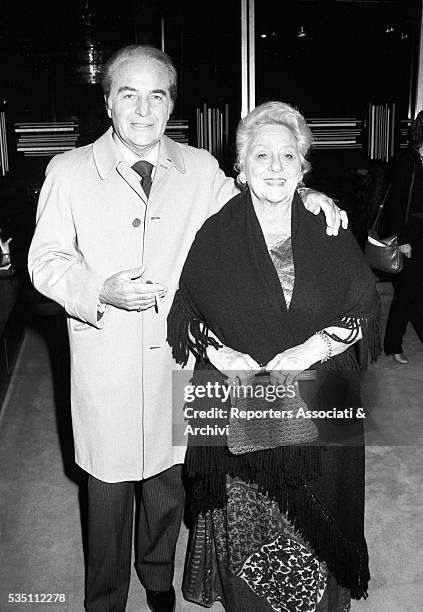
[105,95,112,119]
[167,100,174,120]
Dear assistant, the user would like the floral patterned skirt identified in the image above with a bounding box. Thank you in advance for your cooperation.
[183,476,351,612]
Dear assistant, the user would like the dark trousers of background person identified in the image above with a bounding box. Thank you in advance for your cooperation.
[84,465,184,612]
[384,259,423,355]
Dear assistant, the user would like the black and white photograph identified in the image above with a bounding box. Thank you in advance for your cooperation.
[0,1,422,611]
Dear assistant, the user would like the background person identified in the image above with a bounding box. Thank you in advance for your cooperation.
[168,101,380,611]
[383,110,423,364]
[28,45,346,612]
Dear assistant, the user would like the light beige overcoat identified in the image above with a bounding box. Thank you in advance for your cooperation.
[28,128,236,482]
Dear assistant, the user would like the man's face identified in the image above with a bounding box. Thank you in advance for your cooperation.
[106,57,173,156]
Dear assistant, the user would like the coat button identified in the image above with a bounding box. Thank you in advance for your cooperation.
[132,218,141,228]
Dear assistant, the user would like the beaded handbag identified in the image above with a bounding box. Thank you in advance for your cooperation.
[228,371,319,455]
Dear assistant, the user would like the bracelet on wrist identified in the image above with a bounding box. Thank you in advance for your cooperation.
[315,330,332,363]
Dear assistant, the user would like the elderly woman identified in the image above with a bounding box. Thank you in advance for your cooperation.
[168,102,380,611]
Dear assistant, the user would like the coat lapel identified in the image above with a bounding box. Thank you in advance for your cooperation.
[92,130,186,203]
[92,127,147,203]
[153,136,186,192]
[116,162,147,203]
[92,126,118,179]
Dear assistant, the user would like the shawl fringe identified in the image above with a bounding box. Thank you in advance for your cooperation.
[185,444,324,509]
[168,296,382,374]
[327,311,382,372]
[166,289,221,366]
[186,444,369,600]
[282,483,370,599]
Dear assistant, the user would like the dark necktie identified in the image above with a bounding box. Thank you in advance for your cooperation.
[132,160,154,198]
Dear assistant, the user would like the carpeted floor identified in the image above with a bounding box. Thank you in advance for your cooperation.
[0,283,422,612]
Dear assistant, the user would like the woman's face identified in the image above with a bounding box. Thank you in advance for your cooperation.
[242,124,303,206]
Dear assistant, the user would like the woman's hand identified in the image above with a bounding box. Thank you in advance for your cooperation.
[265,337,323,386]
[399,243,412,258]
[206,345,260,385]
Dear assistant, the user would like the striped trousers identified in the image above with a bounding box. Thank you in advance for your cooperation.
[84,465,184,612]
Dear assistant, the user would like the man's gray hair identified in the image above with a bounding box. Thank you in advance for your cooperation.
[101,44,177,107]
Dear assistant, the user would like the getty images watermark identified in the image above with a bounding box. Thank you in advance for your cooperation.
[171,370,371,446]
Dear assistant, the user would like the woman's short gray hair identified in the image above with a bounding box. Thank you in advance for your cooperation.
[235,101,313,180]
[102,44,177,109]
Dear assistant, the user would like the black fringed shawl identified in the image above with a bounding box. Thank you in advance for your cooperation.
[167,189,381,599]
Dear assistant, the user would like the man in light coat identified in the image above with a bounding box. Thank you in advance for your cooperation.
[28,45,346,612]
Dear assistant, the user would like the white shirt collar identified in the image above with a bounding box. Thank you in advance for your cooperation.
[112,133,160,176]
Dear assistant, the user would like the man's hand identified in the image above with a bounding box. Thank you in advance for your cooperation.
[206,345,260,386]
[99,266,167,311]
[399,243,412,259]
[301,189,348,236]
